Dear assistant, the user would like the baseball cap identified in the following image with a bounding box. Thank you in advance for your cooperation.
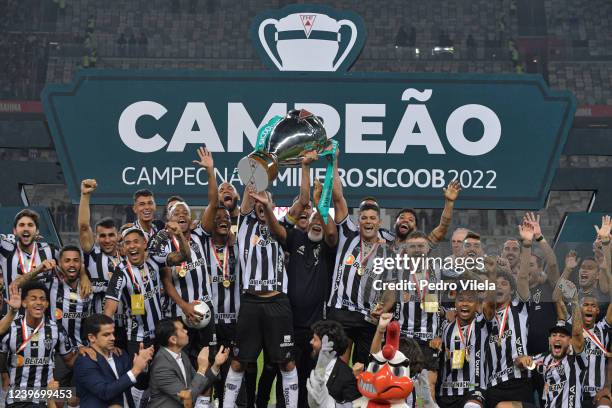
[549,320,572,336]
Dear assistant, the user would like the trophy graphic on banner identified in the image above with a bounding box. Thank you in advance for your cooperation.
[257,12,358,71]
[237,109,338,221]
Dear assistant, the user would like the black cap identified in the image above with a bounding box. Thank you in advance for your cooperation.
[549,320,572,336]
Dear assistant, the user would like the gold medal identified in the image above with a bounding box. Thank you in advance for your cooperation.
[451,350,465,369]
[69,292,78,301]
[177,262,187,278]
[423,294,439,313]
[223,279,231,288]
[357,266,364,276]
[131,294,145,315]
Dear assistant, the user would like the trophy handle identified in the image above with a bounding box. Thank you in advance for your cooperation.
[258,18,283,70]
[333,19,358,71]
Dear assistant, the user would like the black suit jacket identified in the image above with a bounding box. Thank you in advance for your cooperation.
[326,358,361,404]
[74,350,136,408]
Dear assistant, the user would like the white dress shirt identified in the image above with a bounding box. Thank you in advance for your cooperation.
[164,347,188,386]
[107,355,137,408]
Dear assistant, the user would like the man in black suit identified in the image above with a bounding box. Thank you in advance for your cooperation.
[74,314,154,408]
[306,320,361,407]
[149,318,229,408]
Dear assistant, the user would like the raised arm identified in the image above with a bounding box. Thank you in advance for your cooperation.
[595,215,612,295]
[0,284,21,336]
[482,256,498,321]
[313,179,337,247]
[240,185,255,216]
[250,190,287,246]
[517,222,534,302]
[286,151,316,223]
[570,291,585,352]
[370,313,392,354]
[78,179,97,253]
[525,212,560,285]
[331,148,348,223]
[193,146,218,234]
[165,221,191,266]
[428,180,460,245]
[552,250,579,302]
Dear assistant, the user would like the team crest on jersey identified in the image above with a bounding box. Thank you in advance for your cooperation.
[44,337,53,351]
[533,289,541,304]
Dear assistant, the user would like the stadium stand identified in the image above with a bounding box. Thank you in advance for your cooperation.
[0,0,609,249]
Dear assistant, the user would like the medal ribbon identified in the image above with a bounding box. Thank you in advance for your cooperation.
[455,319,474,351]
[18,319,44,353]
[412,269,430,304]
[125,261,145,293]
[17,245,38,274]
[583,326,610,355]
[212,241,230,283]
[316,139,338,224]
[358,240,379,275]
[545,358,562,376]
[495,305,510,342]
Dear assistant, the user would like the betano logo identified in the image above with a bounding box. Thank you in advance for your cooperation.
[251,4,366,72]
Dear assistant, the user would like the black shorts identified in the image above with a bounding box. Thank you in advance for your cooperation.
[53,354,74,387]
[326,308,376,365]
[216,322,237,348]
[415,339,441,372]
[485,378,534,408]
[438,390,485,408]
[235,293,294,364]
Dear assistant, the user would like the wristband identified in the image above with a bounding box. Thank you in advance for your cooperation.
[535,235,544,242]
[602,240,610,246]
[522,243,532,248]
[285,213,298,225]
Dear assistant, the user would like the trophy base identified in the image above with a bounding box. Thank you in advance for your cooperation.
[237,151,278,192]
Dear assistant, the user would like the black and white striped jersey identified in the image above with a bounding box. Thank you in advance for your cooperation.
[83,244,126,327]
[581,319,611,397]
[438,315,488,396]
[201,233,241,324]
[396,267,442,342]
[484,298,530,387]
[237,211,287,293]
[1,317,74,404]
[156,227,214,319]
[48,277,98,346]
[327,217,394,317]
[134,219,165,242]
[105,257,166,342]
[538,352,587,408]
[0,235,57,297]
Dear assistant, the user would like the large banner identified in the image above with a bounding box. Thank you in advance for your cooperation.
[41,5,576,209]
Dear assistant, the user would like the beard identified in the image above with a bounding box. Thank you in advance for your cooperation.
[394,224,414,239]
[222,196,238,212]
[308,230,323,242]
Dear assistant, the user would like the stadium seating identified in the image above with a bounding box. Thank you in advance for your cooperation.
[0,0,609,246]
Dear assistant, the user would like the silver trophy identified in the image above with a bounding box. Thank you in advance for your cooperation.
[237,109,330,191]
